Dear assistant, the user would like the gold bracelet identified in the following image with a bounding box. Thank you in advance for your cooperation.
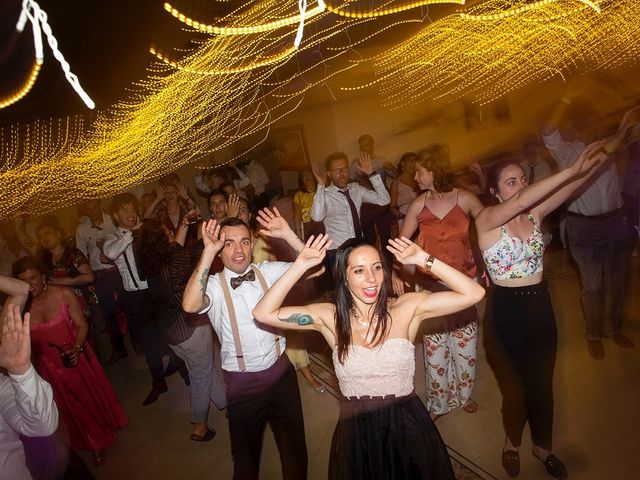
[424,254,435,272]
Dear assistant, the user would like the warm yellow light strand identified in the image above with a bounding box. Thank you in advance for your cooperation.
[1,0,639,221]
[325,0,465,19]
[163,1,326,35]
[459,0,601,21]
[0,60,42,109]
[149,46,297,74]
[362,0,639,107]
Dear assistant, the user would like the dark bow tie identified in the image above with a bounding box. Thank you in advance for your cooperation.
[230,270,255,289]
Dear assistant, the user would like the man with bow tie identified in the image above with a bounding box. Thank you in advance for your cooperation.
[183,209,310,480]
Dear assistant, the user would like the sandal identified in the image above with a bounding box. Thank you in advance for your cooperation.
[314,385,326,394]
[462,399,478,413]
[190,428,216,442]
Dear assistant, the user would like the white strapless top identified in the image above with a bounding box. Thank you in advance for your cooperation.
[332,338,415,398]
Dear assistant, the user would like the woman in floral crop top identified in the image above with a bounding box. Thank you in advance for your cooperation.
[474,142,610,480]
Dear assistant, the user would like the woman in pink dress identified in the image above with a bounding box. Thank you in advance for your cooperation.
[12,257,127,467]
[395,147,484,419]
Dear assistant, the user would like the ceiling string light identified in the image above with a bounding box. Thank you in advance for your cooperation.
[1,0,639,222]
[0,0,95,110]
[355,0,639,107]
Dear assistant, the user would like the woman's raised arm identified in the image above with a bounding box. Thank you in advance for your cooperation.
[387,237,485,332]
[476,143,606,233]
[252,234,333,333]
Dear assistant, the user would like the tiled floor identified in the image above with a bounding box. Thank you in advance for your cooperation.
[79,249,639,479]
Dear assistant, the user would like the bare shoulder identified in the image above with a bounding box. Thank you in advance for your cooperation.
[390,292,424,316]
[407,192,426,211]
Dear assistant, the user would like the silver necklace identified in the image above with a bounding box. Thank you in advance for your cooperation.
[356,318,370,328]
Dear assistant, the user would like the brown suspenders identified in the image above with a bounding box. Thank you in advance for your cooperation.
[219,265,281,372]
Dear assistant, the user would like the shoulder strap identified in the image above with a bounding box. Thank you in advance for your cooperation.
[219,271,246,371]
[250,265,281,357]
[528,213,540,229]
[251,265,268,291]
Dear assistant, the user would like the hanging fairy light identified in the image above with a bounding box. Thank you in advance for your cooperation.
[1,0,95,110]
[1,0,639,223]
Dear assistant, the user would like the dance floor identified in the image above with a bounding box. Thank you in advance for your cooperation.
[79,248,639,479]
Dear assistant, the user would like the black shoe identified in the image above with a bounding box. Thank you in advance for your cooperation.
[539,454,568,480]
[142,378,168,406]
[190,428,216,442]
[502,450,520,478]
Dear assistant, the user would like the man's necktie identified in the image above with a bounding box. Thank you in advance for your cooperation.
[528,164,535,184]
[230,270,256,289]
[339,189,363,238]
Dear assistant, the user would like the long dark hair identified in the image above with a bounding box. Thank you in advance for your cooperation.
[333,238,393,363]
[136,219,173,278]
[35,216,71,274]
[486,159,522,200]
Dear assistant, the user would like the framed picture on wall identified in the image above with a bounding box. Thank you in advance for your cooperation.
[464,97,511,131]
[269,125,310,170]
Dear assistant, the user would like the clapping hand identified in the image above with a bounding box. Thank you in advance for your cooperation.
[387,237,427,267]
[201,219,225,252]
[227,194,241,218]
[355,151,374,176]
[572,140,608,176]
[311,162,326,187]
[155,185,168,201]
[175,183,190,200]
[618,105,640,134]
[295,234,332,270]
[256,207,292,239]
[0,304,31,375]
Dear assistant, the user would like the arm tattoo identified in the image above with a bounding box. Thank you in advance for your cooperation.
[280,313,314,326]
[199,268,209,302]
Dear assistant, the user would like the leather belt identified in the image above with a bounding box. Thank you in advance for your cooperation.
[566,207,622,221]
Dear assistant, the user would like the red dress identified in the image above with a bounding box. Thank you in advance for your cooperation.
[30,289,128,452]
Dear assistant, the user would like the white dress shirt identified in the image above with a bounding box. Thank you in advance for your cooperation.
[200,261,289,372]
[75,213,118,272]
[543,129,623,216]
[245,160,270,195]
[0,366,59,480]
[103,228,148,291]
[310,173,390,249]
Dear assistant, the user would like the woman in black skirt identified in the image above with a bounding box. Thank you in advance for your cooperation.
[253,229,485,479]
[475,141,609,480]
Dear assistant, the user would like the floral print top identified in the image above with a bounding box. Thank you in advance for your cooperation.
[482,214,544,281]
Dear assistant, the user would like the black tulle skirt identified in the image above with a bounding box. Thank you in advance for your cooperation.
[329,392,455,480]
